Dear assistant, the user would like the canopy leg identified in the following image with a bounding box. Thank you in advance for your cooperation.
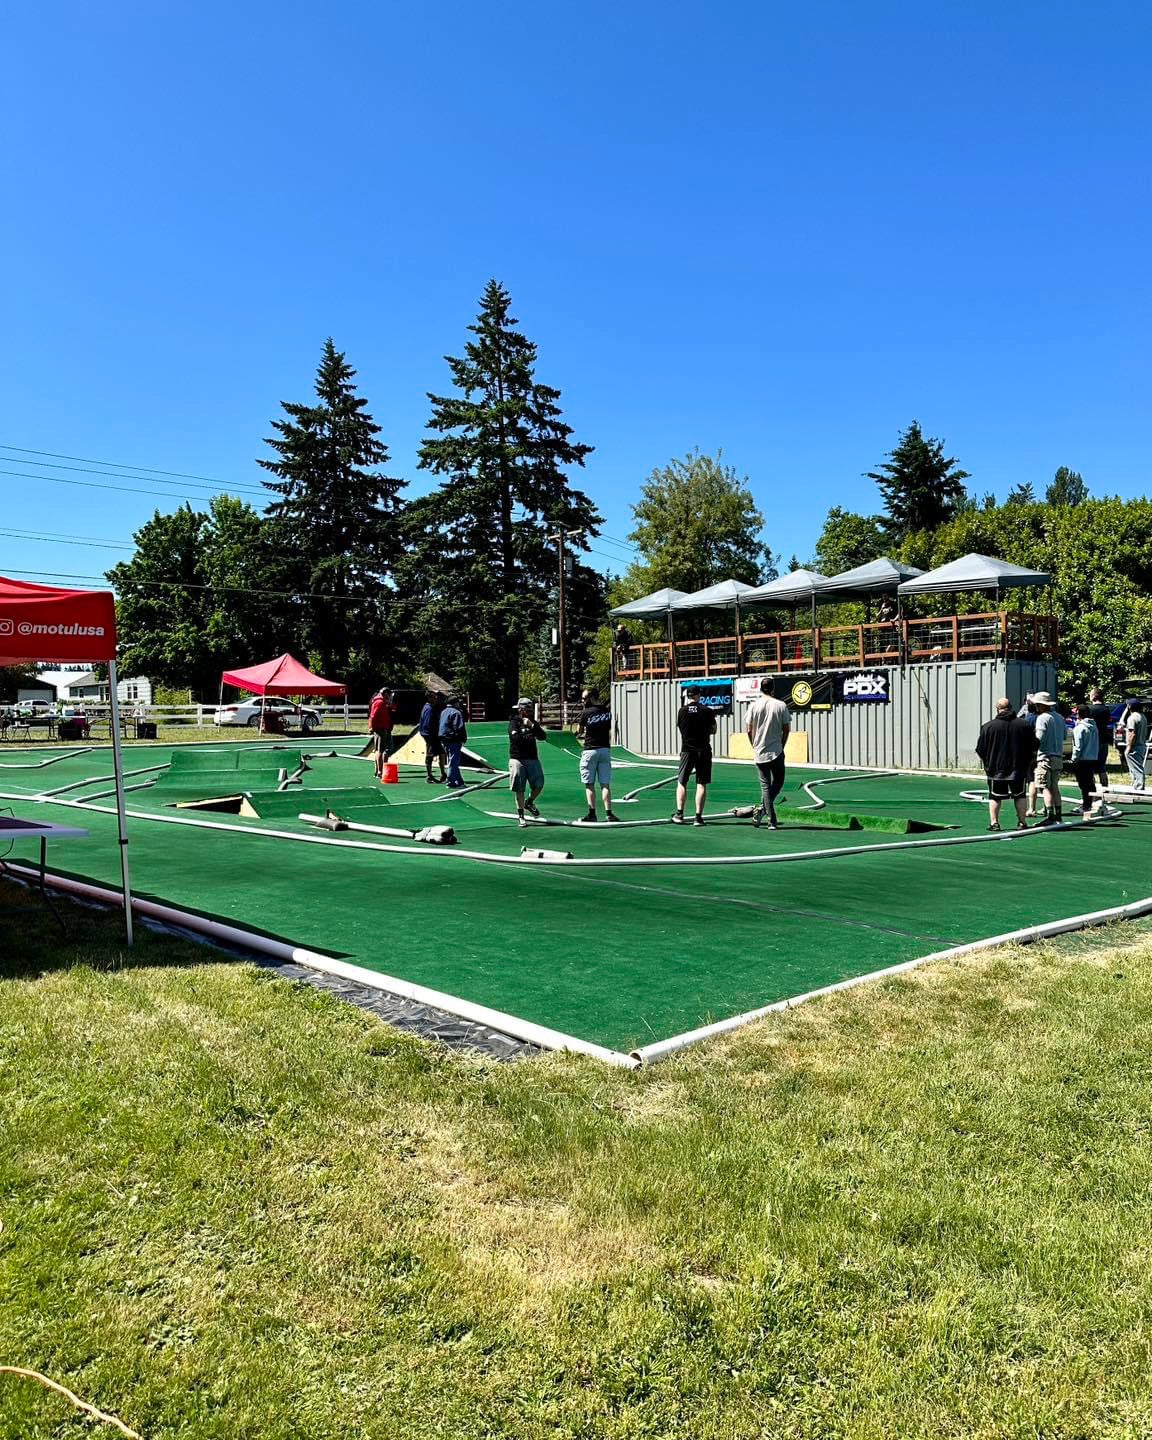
[107,661,134,946]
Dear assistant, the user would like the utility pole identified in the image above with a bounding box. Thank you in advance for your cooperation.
[548,527,583,727]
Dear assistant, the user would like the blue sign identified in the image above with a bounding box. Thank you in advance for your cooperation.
[684,680,733,716]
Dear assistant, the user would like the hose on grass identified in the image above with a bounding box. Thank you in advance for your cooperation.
[0,1367,141,1438]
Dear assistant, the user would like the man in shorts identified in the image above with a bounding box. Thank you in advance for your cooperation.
[745,677,791,829]
[508,698,546,827]
[672,686,716,826]
[975,697,1037,830]
[577,689,619,822]
[368,686,399,780]
[1032,691,1065,825]
[1123,699,1148,792]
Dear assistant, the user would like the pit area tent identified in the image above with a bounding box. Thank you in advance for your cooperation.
[609,587,688,619]
[0,575,133,941]
[897,553,1050,595]
[741,568,834,628]
[220,653,347,728]
[817,557,924,598]
[671,579,759,637]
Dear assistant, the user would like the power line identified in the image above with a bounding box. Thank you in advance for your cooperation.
[0,443,262,492]
[0,528,133,551]
[0,455,269,500]
[0,466,267,504]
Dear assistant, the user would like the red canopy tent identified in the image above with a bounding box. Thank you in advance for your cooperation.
[0,576,134,942]
[221,653,346,696]
[220,653,347,733]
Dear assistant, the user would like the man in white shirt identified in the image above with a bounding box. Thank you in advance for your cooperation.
[1031,691,1065,826]
[745,677,791,829]
[1124,700,1148,792]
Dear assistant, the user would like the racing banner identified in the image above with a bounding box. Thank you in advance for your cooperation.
[833,669,890,704]
[683,678,733,716]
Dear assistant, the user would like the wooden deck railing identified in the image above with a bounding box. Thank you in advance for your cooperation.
[614,612,1058,681]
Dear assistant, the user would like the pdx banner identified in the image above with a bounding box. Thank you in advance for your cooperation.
[734,670,890,710]
[834,669,890,704]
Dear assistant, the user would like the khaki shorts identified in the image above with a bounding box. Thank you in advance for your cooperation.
[1035,753,1063,786]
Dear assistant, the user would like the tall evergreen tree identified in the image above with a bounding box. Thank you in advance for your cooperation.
[400,281,600,707]
[258,339,405,690]
[867,421,970,541]
[1004,481,1036,506]
[1046,466,1088,506]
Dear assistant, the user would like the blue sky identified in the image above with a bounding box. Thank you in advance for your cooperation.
[2,0,1148,589]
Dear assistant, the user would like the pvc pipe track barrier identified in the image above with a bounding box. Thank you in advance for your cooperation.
[0,862,637,1069]
[0,747,95,769]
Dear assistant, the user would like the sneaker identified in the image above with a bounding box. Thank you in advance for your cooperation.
[582,809,597,823]
[752,805,764,829]
[605,811,621,823]
[1016,821,1029,829]
[671,810,685,824]
[987,823,1001,832]
[425,775,438,785]
[693,815,706,827]
[517,815,528,829]
[525,801,540,818]
[768,810,780,830]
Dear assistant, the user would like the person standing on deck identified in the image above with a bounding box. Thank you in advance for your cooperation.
[672,686,717,827]
[746,677,791,830]
[975,697,1037,831]
[577,689,619,822]
[1031,692,1065,826]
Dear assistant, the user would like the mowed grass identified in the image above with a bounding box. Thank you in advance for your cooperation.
[1,884,1151,1439]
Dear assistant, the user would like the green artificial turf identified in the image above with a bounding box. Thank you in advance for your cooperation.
[3,889,1152,1438]
[1,742,1150,1053]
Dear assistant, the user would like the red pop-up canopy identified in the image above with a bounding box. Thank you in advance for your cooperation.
[0,575,134,943]
[221,653,346,697]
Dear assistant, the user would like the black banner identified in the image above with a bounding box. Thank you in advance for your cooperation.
[776,673,834,711]
[833,669,890,704]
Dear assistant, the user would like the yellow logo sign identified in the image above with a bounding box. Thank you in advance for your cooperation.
[791,680,813,707]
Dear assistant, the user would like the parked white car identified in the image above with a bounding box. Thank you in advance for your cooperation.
[212,698,323,731]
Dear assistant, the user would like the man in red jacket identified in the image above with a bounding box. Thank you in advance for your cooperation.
[368,687,399,779]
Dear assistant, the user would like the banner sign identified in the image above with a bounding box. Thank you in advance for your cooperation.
[734,676,763,705]
[834,670,890,704]
[777,673,833,711]
[683,679,733,716]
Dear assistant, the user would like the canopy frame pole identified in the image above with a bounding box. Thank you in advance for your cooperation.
[106,660,134,946]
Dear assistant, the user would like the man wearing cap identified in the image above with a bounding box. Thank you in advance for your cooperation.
[368,685,400,781]
[672,685,717,826]
[577,688,619,822]
[746,677,792,829]
[508,698,547,827]
[1031,692,1065,825]
[975,697,1037,830]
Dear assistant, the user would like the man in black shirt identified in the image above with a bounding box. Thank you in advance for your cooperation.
[508,698,547,827]
[673,687,717,826]
[577,688,618,822]
[975,697,1038,830]
[1087,686,1112,794]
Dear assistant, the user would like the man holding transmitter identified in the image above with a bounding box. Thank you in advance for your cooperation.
[672,686,717,826]
[746,677,791,829]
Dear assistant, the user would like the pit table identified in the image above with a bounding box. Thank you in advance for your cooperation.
[0,815,91,932]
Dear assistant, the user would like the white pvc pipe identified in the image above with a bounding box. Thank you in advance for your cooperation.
[1,862,637,1068]
[0,747,95,770]
[106,659,134,946]
[633,891,1152,1064]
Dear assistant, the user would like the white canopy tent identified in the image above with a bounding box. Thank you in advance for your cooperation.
[817,557,924,598]
[897,553,1050,595]
[670,579,759,637]
[741,568,833,628]
[609,587,688,618]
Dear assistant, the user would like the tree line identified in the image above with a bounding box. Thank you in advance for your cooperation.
[108,282,604,706]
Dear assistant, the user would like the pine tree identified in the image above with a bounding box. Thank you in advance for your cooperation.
[1046,466,1088,506]
[258,340,405,690]
[867,421,970,541]
[400,281,600,707]
[1004,481,1036,506]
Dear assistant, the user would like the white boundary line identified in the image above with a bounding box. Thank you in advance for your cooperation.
[0,863,639,1069]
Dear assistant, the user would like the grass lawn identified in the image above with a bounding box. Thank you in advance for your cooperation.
[1,882,1151,1438]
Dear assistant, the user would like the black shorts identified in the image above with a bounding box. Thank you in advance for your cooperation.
[424,735,443,759]
[372,732,393,755]
[989,776,1025,801]
[678,747,713,785]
